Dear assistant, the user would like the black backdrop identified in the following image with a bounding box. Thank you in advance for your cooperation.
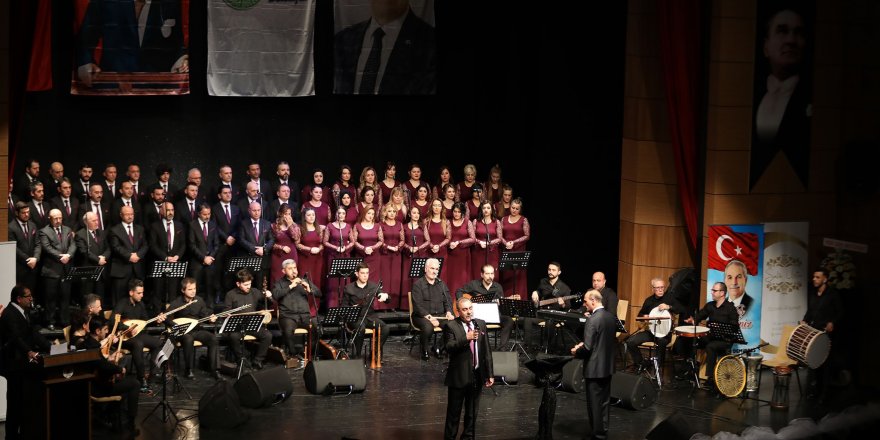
[14,0,627,295]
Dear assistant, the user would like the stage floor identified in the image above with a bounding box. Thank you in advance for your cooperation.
[4,335,870,440]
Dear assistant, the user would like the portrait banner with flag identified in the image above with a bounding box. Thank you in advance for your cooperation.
[707,224,764,353]
[72,0,191,95]
[207,0,315,97]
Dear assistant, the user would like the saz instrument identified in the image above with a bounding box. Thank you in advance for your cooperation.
[171,303,252,335]
[535,294,581,307]
[120,300,197,341]
[100,314,121,357]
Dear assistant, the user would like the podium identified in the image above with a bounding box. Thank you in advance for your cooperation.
[33,349,102,439]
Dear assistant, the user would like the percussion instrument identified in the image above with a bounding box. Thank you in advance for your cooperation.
[643,307,672,338]
[745,354,763,392]
[785,324,830,368]
[673,325,709,338]
[714,354,746,397]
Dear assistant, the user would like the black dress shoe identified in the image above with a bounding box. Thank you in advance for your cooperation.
[184,369,195,380]
[421,351,430,361]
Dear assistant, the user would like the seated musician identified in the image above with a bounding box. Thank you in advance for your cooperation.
[83,293,103,318]
[623,277,686,372]
[111,278,165,391]
[84,317,141,435]
[272,259,321,361]
[455,264,515,348]
[522,261,572,349]
[342,263,390,358]
[167,277,221,380]
[411,257,454,360]
[223,268,273,370]
[674,282,738,392]
[68,309,91,350]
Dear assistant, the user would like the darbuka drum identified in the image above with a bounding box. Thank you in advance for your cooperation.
[714,354,746,398]
[785,324,830,368]
[674,325,709,338]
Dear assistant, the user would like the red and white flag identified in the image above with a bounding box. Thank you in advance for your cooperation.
[708,225,760,275]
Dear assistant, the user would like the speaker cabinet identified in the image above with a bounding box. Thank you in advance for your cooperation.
[492,351,519,384]
[303,360,367,395]
[234,366,293,408]
[559,358,585,393]
[611,371,657,410]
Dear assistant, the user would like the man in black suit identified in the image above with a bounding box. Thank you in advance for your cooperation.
[71,163,94,204]
[145,163,178,204]
[238,201,274,288]
[266,183,300,224]
[38,209,77,328]
[213,186,240,299]
[7,181,20,212]
[8,202,41,293]
[124,163,146,203]
[148,202,187,311]
[174,168,208,205]
[43,161,65,200]
[1,285,51,440]
[175,181,202,229]
[236,181,268,221]
[334,0,436,95]
[270,161,300,204]
[78,182,111,232]
[188,204,222,302]
[101,163,119,201]
[208,164,238,204]
[239,162,270,203]
[14,158,40,202]
[111,279,166,390]
[443,297,494,440]
[110,181,142,226]
[27,181,50,230]
[167,278,221,379]
[49,177,81,230]
[143,186,167,226]
[108,205,149,302]
[724,259,753,317]
[592,272,619,319]
[75,211,112,304]
[572,289,617,440]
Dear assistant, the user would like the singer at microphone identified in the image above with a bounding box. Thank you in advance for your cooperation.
[342,262,389,358]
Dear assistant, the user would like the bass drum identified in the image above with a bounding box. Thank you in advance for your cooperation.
[714,354,746,398]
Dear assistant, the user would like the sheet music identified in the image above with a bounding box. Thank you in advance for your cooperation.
[473,302,501,324]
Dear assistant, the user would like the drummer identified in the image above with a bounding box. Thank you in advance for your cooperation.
[674,282,738,393]
[623,277,687,374]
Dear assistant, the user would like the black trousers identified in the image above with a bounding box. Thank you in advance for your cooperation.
[279,314,313,356]
[412,316,440,353]
[625,331,670,367]
[190,262,220,304]
[586,376,611,440]
[444,376,483,440]
[352,316,389,358]
[497,315,514,347]
[226,328,272,362]
[122,333,163,379]
[43,277,72,326]
[96,376,140,425]
[179,329,219,371]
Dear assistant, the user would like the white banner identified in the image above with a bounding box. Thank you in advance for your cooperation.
[207,0,315,97]
[760,222,809,360]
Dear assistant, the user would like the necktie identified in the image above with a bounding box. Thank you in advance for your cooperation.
[125,199,130,207]
[127,224,134,245]
[253,221,259,240]
[93,203,104,229]
[22,223,28,237]
[109,184,115,197]
[359,27,385,94]
[166,221,173,251]
[202,222,208,241]
[91,230,98,244]
[467,322,476,367]
[37,202,44,218]
[224,204,231,223]
[64,199,70,216]
[56,227,63,243]
[189,202,195,219]
[133,183,138,200]
[162,183,167,193]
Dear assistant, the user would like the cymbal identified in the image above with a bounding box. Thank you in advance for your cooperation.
[635,316,671,321]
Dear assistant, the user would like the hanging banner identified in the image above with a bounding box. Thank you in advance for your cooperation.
[72,0,191,95]
[760,222,809,360]
[207,0,315,97]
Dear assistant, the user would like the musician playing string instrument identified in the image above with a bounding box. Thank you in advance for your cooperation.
[224,269,273,370]
[84,317,141,434]
[272,259,321,360]
[411,257,454,360]
[342,263,390,358]
[623,277,686,372]
[673,282,738,393]
[523,261,572,348]
[455,264,516,348]
[110,278,166,391]
[167,277,221,380]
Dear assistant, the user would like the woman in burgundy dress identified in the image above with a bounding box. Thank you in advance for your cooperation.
[484,164,505,205]
[302,185,331,226]
[385,186,408,223]
[426,199,450,262]
[440,183,457,220]
[331,165,357,208]
[356,186,380,220]
[495,184,514,219]
[379,161,398,205]
[295,208,326,308]
[352,206,384,288]
[466,183,484,220]
[499,198,530,296]
[401,206,430,308]
[403,163,429,203]
[457,163,478,202]
[270,204,301,285]
[445,202,475,295]
[300,168,332,206]
[470,201,502,278]
[432,165,456,201]
[412,184,431,220]
[358,166,380,203]
[323,206,355,309]
[338,190,359,225]
[378,204,404,311]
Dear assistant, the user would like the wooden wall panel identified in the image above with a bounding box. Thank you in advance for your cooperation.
[709,17,755,62]
[622,96,670,142]
[706,106,752,150]
[631,182,681,227]
[708,61,754,107]
[705,149,750,195]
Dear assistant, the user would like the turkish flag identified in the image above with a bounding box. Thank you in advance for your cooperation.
[708,225,760,275]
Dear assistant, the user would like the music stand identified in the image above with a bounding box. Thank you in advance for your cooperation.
[219,314,265,379]
[143,338,186,424]
[708,321,746,345]
[322,306,362,359]
[499,298,536,359]
[468,293,494,304]
[226,256,263,274]
[409,257,444,278]
[149,261,188,305]
[63,266,104,283]
[327,257,363,306]
[499,251,531,296]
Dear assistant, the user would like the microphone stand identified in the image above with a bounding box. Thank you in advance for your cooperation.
[349,280,384,372]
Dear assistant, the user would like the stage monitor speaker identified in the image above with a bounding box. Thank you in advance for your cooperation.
[611,371,656,410]
[304,360,367,395]
[492,351,519,384]
[234,366,293,408]
[199,380,250,429]
[558,358,585,393]
[645,411,700,440]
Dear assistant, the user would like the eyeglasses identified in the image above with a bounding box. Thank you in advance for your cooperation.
[711,289,725,292]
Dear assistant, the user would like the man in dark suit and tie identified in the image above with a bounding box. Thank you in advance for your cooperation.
[443,297,494,440]
[148,202,187,312]
[174,182,202,231]
[239,162,271,203]
[43,162,65,200]
[571,289,617,440]
[1,285,51,440]
[14,158,40,202]
[236,181,268,222]
[38,209,78,328]
[101,163,119,202]
[188,204,222,302]
[271,161,300,204]
[145,163,178,204]
[49,177,81,231]
[108,205,149,302]
[110,181,142,226]
[213,186,240,299]
[143,186,167,226]
[75,211,112,305]
[27,181,50,230]
[238,201,274,288]
[124,163,146,203]
[78,183,111,232]
[8,202,41,293]
[266,183,300,224]
[71,163,94,205]
[208,165,238,204]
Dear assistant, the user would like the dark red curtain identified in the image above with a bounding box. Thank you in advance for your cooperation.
[657,0,703,256]
[25,0,53,92]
